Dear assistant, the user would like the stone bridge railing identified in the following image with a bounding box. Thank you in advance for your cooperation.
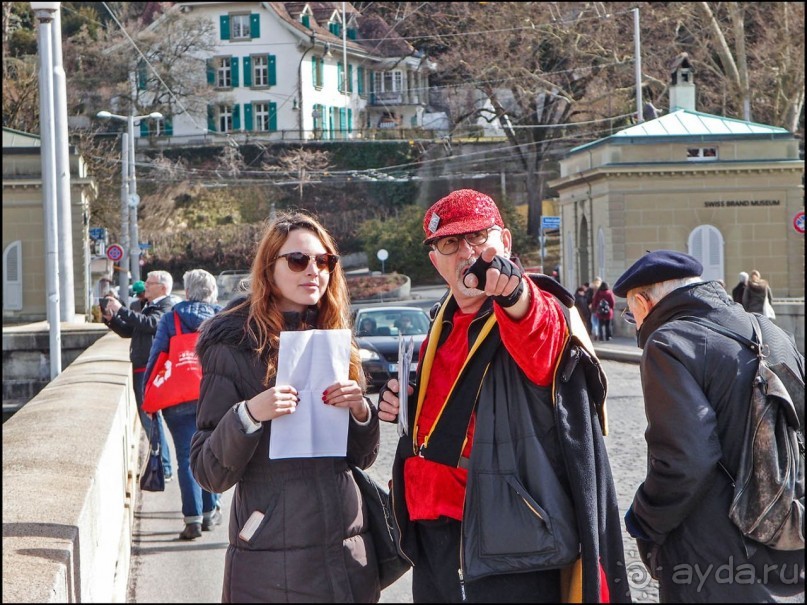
[2,333,139,602]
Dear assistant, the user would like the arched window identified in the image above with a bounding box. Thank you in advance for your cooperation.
[597,227,606,279]
[3,240,23,311]
[688,224,724,282]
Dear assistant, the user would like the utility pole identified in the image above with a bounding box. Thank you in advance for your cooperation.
[342,1,349,140]
[96,110,162,302]
[32,1,62,378]
[634,7,643,123]
[51,7,75,321]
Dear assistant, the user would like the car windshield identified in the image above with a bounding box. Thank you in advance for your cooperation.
[355,309,429,337]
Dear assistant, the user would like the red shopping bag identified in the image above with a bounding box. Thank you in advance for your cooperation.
[142,313,202,412]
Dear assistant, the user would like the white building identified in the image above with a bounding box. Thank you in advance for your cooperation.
[136,2,435,144]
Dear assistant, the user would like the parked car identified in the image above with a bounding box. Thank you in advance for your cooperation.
[216,270,250,302]
[352,306,430,390]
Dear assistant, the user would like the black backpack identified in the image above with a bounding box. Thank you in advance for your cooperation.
[680,314,805,550]
[598,299,611,317]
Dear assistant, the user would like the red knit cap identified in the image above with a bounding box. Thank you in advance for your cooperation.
[422,189,504,244]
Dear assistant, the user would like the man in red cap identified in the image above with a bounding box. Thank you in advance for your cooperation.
[379,189,629,603]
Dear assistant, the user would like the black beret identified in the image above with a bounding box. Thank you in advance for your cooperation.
[613,250,703,297]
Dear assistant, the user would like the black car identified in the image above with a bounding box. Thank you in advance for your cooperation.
[353,306,430,390]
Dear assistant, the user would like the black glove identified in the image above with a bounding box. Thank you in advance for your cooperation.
[464,255,524,308]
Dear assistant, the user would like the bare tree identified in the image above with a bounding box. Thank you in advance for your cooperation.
[263,147,333,199]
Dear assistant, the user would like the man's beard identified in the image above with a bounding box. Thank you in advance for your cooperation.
[454,258,485,298]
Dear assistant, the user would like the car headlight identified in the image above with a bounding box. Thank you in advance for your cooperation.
[359,348,380,361]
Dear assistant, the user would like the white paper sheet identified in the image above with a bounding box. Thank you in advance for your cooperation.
[269,329,352,459]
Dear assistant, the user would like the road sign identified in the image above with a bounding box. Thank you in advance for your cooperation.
[541,215,561,230]
[89,227,107,240]
[377,249,389,261]
[139,242,152,250]
[106,244,124,262]
[794,211,805,235]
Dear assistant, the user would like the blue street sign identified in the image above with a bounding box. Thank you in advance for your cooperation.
[139,242,152,250]
[89,227,107,240]
[541,216,561,230]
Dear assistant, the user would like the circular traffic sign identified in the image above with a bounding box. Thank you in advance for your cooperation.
[794,211,805,235]
[377,249,389,261]
[106,244,124,262]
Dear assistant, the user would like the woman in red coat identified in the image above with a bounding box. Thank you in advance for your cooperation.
[591,281,616,341]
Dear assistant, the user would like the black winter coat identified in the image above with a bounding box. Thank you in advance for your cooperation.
[105,296,175,369]
[190,298,382,603]
[631,281,804,602]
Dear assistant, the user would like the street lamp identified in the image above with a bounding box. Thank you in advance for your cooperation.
[96,110,162,300]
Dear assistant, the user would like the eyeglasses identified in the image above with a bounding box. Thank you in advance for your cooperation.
[276,252,340,273]
[621,306,636,325]
[432,227,501,255]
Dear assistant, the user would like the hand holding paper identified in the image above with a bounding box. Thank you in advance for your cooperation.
[397,336,414,437]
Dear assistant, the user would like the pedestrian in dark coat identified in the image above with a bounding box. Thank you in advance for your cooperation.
[190,212,381,603]
[730,271,748,304]
[614,250,805,603]
[378,189,630,603]
[103,270,175,479]
[574,284,592,332]
[742,269,774,314]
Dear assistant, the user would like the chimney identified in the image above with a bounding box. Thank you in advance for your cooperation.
[669,52,695,112]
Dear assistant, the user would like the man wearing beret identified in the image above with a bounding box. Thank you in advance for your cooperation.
[378,189,629,603]
[614,250,804,602]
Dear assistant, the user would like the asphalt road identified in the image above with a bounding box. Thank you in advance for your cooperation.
[127,358,658,603]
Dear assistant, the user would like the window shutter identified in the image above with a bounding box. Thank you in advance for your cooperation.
[338,63,344,92]
[302,15,310,28]
[206,59,215,85]
[244,103,253,131]
[347,27,357,40]
[230,57,239,87]
[137,60,147,90]
[164,117,173,136]
[233,104,241,130]
[269,102,277,131]
[250,13,260,38]
[268,55,277,86]
[348,108,352,133]
[140,121,149,137]
[357,66,364,95]
[348,64,353,92]
[207,104,216,132]
[311,57,317,86]
[220,15,230,40]
[3,240,23,311]
[243,56,252,86]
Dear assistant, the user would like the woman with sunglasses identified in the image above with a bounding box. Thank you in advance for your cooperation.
[190,212,381,603]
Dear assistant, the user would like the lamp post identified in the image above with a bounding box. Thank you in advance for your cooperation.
[31,1,62,378]
[96,110,162,300]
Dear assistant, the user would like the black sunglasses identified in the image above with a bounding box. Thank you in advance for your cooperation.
[276,252,339,273]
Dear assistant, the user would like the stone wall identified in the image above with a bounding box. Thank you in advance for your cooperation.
[2,334,139,602]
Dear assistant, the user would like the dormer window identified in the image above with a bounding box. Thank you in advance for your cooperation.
[300,5,312,28]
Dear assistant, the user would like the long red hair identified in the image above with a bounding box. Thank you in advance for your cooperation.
[226,212,364,389]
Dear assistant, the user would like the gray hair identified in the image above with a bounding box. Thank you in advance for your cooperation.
[148,270,173,295]
[738,271,748,283]
[183,269,217,303]
[641,276,702,304]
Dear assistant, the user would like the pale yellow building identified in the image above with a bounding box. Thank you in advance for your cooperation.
[2,128,97,323]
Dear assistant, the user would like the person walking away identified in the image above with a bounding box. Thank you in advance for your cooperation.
[378,189,629,603]
[145,269,223,540]
[190,212,382,602]
[592,281,616,341]
[731,271,748,304]
[742,269,774,314]
[586,277,602,340]
[614,250,804,602]
[103,270,174,480]
[574,284,592,333]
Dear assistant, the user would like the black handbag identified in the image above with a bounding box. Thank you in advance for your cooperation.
[350,464,412,590]
[139,419,165,492]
